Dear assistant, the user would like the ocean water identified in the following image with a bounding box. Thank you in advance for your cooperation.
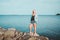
[0,15,60,40]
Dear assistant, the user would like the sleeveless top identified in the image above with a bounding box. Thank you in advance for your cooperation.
[31,16,35,21]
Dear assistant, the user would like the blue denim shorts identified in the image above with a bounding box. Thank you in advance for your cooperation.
[31,21,36,24]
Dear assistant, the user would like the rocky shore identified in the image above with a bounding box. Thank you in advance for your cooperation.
[0,27,49,40]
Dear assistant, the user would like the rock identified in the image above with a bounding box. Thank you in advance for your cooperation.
[45,37,49,40]
[28,36,49,40]
[0,27,6,33]
[0,32,4,35]
[39,36,49,40]
[23,32,30,37]
[0,28,5,40]
[23,32,27,36]
[28,37,36,40]
[4,37,13,40]
[22,35,31,40]
[19,32,24,36]
[0,27,2,28]
[0,27,49,40]
[0,27,5,40]
[4,28,16,37]
[0,35,3,40]
[8,28,16,31]
[4,30,15,37]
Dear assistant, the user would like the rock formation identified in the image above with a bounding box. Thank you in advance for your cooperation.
[0,27,49,40]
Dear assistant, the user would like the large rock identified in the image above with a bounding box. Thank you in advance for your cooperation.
[4,37,13,40]
[4,29,16,37]
[4,30,15,37]
[0,35,3,40]
[28,36,49,40]
[0,27,6,40]
[0,27,49,40]
[28,37,36,40]
[0,27,5,35]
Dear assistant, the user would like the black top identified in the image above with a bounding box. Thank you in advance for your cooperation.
[31,16,35,21]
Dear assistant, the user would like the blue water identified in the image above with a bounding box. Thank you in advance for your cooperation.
[0,15,60,40]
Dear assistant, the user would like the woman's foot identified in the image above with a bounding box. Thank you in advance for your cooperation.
[33,33,39,36]
[29,32,33,36]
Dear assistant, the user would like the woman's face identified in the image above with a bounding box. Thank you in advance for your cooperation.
[32,10,36,16]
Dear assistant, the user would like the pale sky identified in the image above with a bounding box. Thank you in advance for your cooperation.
[0,0,60,15]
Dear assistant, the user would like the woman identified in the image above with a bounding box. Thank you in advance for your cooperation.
[29,9,39,36]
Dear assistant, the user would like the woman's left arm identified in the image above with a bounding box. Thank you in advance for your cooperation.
[35,15,38,22]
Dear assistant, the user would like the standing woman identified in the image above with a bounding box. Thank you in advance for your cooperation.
[29,9,39,36]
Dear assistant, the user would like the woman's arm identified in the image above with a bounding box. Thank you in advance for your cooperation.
[35,15,38,22]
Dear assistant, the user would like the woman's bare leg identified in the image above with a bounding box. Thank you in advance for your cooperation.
[29,24,33,33]
[33,23,39,36]
[33,23,37,33]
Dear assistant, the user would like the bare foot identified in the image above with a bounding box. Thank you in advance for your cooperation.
[29,32,33,36]
[33,33,39,36]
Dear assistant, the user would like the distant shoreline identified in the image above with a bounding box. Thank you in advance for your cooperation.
[56,13,60,15]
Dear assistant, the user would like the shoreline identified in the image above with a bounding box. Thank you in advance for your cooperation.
[0,27,49,40]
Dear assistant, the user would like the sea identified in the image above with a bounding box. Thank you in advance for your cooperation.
[0,15,60,40]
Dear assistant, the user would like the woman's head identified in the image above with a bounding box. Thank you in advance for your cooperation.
[32,9,36,16]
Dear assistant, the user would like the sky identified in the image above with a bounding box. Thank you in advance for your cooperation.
[0,0,60,15]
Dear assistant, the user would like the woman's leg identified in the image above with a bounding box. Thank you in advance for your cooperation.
[33,23,37,34]
[29,24,33,33]
[33,23,39,36]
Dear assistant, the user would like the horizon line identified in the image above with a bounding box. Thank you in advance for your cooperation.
[0,15,56,16]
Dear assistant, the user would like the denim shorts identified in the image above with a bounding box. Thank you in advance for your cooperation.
[31,21,36,24]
